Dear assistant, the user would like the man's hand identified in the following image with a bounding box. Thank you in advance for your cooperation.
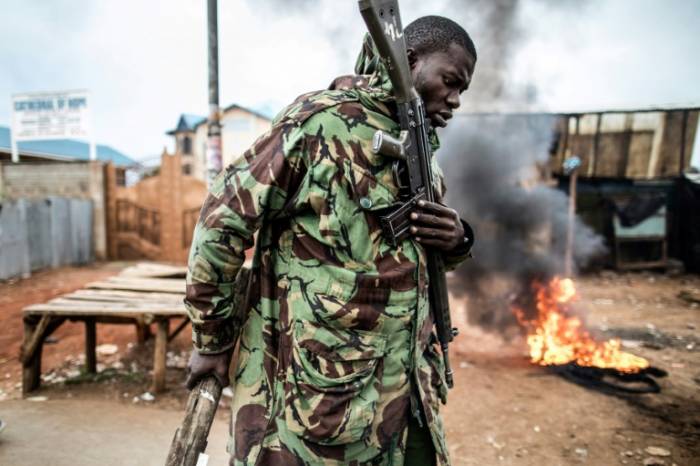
[410,200,464,251]
[185,349,233,390]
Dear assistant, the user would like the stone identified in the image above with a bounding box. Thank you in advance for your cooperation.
[644,446,671,457]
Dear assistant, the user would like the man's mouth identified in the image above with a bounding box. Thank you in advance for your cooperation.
[432,111,453,128]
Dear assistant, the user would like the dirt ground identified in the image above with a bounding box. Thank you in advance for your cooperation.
[0,264,698,466]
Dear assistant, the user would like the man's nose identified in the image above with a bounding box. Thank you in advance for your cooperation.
[446,90,460,109]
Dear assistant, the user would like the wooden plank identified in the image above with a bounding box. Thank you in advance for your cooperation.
[152,320,169,393]
[42,298,185,313]
[86,280,184,294]
[626,131,654,178]
[67,289,184,301]
[85,318,97,374]
[107,276,184,286]
[59,294,184,306]
[23,305,185,318]
[49,297,184,309]
[120,262,187,278]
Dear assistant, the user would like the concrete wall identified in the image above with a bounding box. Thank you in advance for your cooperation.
[0,161,107,259]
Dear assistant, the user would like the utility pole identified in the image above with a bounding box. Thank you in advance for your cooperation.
[206,0,222,185]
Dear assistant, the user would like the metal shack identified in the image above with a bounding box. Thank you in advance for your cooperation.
[549,106,700,271]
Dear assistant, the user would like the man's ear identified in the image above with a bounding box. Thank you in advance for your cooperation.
[407,47,418,70]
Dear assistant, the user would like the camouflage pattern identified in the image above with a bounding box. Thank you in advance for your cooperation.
[185,35,470,466]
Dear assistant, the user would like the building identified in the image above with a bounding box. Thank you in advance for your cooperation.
[167,104,272,181]
[0,125,139,185]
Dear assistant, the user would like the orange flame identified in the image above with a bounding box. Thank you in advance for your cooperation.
[514,277,649,373]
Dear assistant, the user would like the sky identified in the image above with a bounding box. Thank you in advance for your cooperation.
[1,0,699,162]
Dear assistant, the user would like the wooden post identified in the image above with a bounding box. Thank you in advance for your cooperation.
[104,162,119,260]
[152,319,169,393]
[165,377,223,466]
[21,315,65,394]
[136,322,152,344]
[22,319,44,395]
[85,318,97,374]
[564,170,578,278]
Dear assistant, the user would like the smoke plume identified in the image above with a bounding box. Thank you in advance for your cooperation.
[439,115,606,332]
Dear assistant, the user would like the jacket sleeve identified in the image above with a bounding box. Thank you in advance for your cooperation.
[433,161,473,271]
[185,122,309,354]
[442,218,473,271]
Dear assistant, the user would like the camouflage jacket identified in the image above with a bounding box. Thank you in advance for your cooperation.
[185,36,470,466]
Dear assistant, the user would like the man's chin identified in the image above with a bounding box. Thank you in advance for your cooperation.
[430,115,448,128]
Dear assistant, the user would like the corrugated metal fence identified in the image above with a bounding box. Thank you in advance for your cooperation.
[0,197,93,280]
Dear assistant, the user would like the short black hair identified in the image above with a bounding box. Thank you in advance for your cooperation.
[405,15,477,62]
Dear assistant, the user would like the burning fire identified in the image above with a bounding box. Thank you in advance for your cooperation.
[514,277,649,373]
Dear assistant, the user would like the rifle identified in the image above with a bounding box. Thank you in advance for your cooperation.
[165,267,251,466]
[359,0,470,388]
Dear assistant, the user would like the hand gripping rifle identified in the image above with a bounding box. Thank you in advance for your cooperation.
[358,0,465,388]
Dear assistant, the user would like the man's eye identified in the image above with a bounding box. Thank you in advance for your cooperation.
[443,77,454,86]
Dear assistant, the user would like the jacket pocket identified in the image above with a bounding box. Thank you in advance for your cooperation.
[285,321,387,445]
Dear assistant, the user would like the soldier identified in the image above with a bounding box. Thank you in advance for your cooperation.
[185,15,477,466]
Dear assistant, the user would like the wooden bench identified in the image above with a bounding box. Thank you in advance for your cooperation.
[21,263,189,395]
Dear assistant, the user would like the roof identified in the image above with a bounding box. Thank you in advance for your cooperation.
[0,126,138,167]
[222,104,273,122]
[166,113,207,135]
[166,105,273,135]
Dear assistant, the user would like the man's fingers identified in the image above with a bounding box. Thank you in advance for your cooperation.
[416,237,453,249]
[410,226,452,240]
[416,200,457,218]
[410,212,454,228]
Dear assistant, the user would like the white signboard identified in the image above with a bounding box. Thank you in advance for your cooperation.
[10,90,95,161]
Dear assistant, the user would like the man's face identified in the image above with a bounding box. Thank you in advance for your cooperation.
[410,42,475,128]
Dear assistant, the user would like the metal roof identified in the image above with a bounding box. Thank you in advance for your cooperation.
[166,105,273,135]
[0,126,138,167]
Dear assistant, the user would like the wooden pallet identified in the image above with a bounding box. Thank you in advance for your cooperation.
[21,263,189,395]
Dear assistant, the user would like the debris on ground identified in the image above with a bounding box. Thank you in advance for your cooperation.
[166,350,189,369]
[644,446,671,457]
[677,289,700,305]
[96,344,119,356]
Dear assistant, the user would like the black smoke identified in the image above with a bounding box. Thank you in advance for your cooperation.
[439,114,606,331]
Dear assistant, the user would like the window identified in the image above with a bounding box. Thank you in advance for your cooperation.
[182,135,192,155]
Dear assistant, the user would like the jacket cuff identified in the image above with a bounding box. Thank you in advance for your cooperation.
[443,218,474,270]
[191,319,235,354]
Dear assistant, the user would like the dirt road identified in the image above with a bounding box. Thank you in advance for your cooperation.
[0,398,229,466]
[0,266,698,465]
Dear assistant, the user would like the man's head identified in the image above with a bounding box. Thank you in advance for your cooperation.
[405,16,477,128]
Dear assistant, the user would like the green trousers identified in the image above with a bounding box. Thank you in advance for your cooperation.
[404,413,437,466]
